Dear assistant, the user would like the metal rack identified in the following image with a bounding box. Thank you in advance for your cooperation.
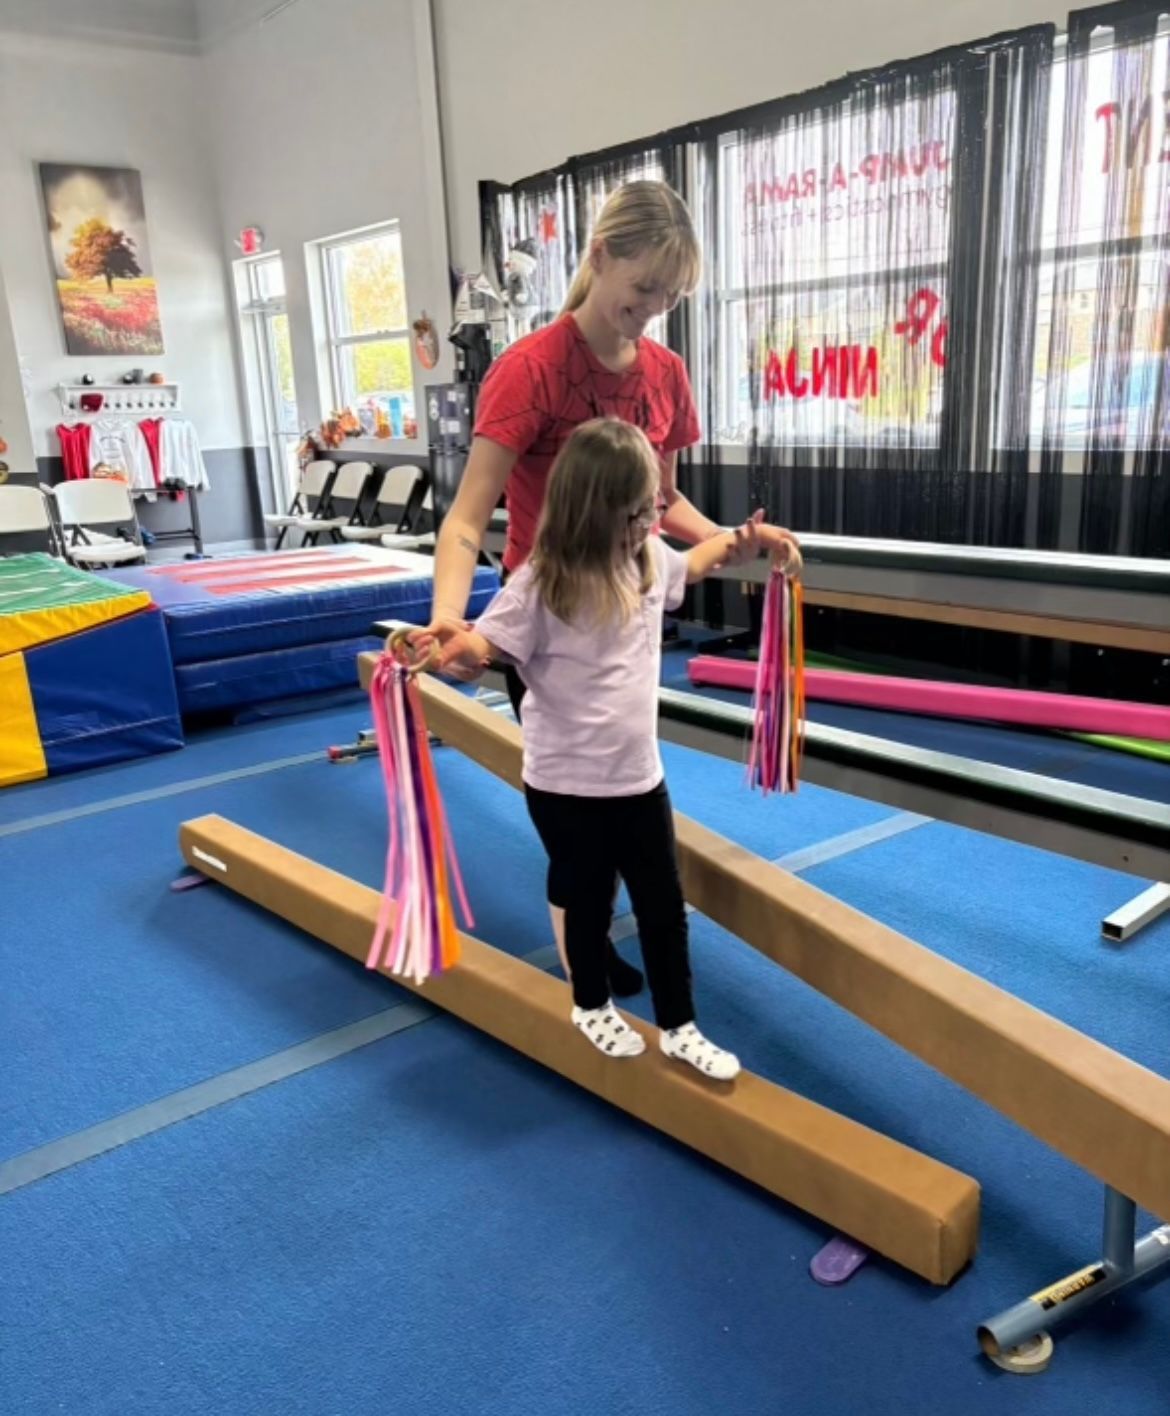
[56,382,181,417]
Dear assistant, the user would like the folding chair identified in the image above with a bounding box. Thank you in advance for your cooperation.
[0,485,58,556]
[293,460,374,546]
[48,478,147,568]
[38,484,67,557]
[263,459,336,550]
[340,466,430,549]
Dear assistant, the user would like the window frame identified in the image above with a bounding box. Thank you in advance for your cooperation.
[318,222,413,414]
[234,251,302,507]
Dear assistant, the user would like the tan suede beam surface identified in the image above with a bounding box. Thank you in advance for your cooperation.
[395,664,1170,1222]
[179,814,980,1284]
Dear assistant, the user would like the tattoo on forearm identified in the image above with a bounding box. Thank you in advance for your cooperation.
[456,535,479,556]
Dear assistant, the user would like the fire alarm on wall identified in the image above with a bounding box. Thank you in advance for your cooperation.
[236,226,265,256]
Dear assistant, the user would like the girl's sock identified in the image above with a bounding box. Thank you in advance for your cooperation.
[660,1022,740,1080]
[571,1001,646,1058]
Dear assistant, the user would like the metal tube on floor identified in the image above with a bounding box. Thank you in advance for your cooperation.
[978,1208,1170,1358]
[1101,882,1170,943]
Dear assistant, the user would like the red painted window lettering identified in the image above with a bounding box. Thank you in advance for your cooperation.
[761,345,881,402]
[811,346,838,398]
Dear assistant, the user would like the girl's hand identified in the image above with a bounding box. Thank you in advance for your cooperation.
[433,625,492,683]
[719,508,765,567]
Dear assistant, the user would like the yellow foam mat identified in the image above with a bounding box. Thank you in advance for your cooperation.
[0,593,152,656]
[0,652,47,787]
[0,554,152,655]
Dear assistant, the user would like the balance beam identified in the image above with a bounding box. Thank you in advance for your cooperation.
[394,666,1170,1223]
[179,814,979,1285]
[800,587,1170,656]
[710,562,1170,655]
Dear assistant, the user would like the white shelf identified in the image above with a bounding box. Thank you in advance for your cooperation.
[330,435,425,455]
[58,382,182,417]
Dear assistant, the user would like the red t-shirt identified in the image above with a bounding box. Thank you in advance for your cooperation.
[473,314,701,571]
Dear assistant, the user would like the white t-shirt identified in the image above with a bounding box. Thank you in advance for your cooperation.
[88,419,154,491]
[160,419,210,490]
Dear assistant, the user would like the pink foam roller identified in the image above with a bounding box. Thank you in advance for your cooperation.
[687,657,1170,742]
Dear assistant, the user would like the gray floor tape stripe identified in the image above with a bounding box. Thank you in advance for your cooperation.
[611,811,929,943]
[773,811,930,874]
[0,752,323,839]
[0,944,562,1198]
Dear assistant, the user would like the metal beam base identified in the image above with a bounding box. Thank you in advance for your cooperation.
[977,1187,1170,1372]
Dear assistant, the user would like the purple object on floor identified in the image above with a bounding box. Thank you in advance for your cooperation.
[170,872,212,892]
[810,1236,868,1285]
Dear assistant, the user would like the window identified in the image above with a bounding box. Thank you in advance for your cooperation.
[1026,24,1170,449]
[704,89,956,449]
[320,224,415,432]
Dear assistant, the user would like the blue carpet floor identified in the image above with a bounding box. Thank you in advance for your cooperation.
[2,699,1168,1415]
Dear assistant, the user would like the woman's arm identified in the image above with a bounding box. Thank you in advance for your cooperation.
[416,561,538,683]
[425,436,518,630]
[657,451,721,544]
[658,451,802,571]
[684,518,757,584]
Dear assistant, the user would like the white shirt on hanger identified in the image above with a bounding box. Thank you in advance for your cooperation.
[88,418,156,492]
[160,418,210,491]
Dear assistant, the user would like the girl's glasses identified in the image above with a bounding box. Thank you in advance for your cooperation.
[629,497,667,531]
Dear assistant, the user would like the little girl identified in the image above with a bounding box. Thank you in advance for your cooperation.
[427,416,760,1081]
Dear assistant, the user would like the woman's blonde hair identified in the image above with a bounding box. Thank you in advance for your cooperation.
[561,180,701,315]
[530,418,660,627]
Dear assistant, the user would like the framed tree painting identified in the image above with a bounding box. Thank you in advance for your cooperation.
[38,163,164,356]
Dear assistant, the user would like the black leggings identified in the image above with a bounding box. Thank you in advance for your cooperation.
[524,782,694,1030]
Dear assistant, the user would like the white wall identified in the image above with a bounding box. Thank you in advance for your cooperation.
[434,0,1072,266]
[201,0,453,451]
[0,261,34,474]
[0,30,244,461]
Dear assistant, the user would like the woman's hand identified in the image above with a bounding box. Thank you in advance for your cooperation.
[757,523,802,575]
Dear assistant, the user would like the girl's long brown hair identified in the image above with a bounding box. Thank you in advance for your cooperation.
[529,418,660,627]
